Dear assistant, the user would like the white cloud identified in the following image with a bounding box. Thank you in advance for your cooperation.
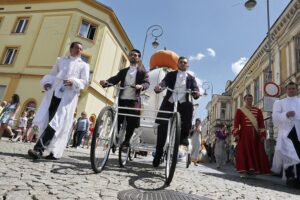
[207,48,216,57]
[189,53,205,61]
[189,48,216,62]
[231,57,248,75]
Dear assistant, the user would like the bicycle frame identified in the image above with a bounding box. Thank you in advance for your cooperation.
[164,87,194,151]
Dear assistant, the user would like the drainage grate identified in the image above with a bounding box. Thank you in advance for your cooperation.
[118,189,210,200]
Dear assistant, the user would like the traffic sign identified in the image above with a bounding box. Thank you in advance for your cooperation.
[264,82,280,97]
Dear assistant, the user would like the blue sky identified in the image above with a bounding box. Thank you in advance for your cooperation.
[98,0,291,120]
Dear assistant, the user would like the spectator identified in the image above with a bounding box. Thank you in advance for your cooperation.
[83,115,95,149]
[199,140,209,163]
[74,111,89,148]
[0,94,20,139]
[25,110,35,142]
[190,118,202,166]
[66,113,77,148]
[0,101,7,114]
[229,145,236,165]
[13,111,28,142]
[214,124,227,169]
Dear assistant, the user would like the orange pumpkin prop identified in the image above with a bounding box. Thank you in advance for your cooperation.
[149,50,179,70]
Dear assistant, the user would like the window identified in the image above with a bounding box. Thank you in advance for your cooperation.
[1,47,18,65]
[254,78,260,104]
[0,85,6,100]
[79,20,97,40]
[296,36,300,72]
[81,55,90,63]
[13,17,29,33]
[118,56,127,70]
[220,102,226,120]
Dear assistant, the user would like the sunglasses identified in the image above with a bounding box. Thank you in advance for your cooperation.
[179,61,188,64]
[129,53,139,57]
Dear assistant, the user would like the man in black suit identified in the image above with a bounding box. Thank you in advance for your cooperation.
[100,49,149,147]
[153,56,200,167]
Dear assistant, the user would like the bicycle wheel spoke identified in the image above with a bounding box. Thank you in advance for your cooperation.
[90,107,114,173]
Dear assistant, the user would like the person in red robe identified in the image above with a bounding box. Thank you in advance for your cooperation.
[233,94,270,176]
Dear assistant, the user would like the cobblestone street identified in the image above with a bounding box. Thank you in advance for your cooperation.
[0,139,300,200]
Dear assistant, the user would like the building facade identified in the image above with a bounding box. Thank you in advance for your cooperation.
[0,0,133,123]
[205,0,300,145]
[204,94,233,145]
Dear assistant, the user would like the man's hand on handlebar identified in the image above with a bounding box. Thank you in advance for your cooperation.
[135,84,143,91]
[154,85,162,93]
[100,80,109,88]
[192,91,201,99]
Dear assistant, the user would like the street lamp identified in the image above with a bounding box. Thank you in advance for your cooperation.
[245,0,275,162]
[202,81,214,97]
[141,25,164,62]
[202,81,214,145]
[245,0,272,82]
[245,0,257,10]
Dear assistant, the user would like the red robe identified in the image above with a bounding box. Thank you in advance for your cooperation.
[233,107,270,174]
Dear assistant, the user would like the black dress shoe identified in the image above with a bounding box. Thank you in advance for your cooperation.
[121,140,130,148]
[180,138,189,146]
[111,144,116,153]
[28,149,42,160]
[294,181,300,189]
[286,177,296,188]
[153,152,163,168]
[44,153,59,160]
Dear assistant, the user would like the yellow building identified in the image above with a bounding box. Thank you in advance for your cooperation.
[205,0,300,147]
[0,0,133,121]
[226,0,300,138]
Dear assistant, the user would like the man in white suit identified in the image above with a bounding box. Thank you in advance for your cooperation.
[272,81,300,188]
[28,41,90,160]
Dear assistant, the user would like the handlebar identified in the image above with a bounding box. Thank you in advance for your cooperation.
[102,83,135,90]
[155,87,198,94]
[166,87,195,94]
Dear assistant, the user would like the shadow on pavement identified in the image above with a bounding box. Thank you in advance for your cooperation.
[0,151,29,159]
[198,162,300,195]
[102,158,169,191]
[46,154,169,190]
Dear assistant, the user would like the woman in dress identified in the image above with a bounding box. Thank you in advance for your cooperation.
[214,124,228,169]
[190,118,202,166]
[0,94,20,139]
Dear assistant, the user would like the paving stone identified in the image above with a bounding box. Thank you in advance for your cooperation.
[0,139,300,200]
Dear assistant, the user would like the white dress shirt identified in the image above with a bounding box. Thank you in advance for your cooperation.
[169,70,187,103]
[121,66,137,100]
[54,56,82,98]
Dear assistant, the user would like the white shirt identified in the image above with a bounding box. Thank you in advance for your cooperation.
[271,95,300,173]
[285,96,300,120]
[18,116,28,128]
[121,66,137,100]
[169,70,187,103]
[54,56,83,98]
